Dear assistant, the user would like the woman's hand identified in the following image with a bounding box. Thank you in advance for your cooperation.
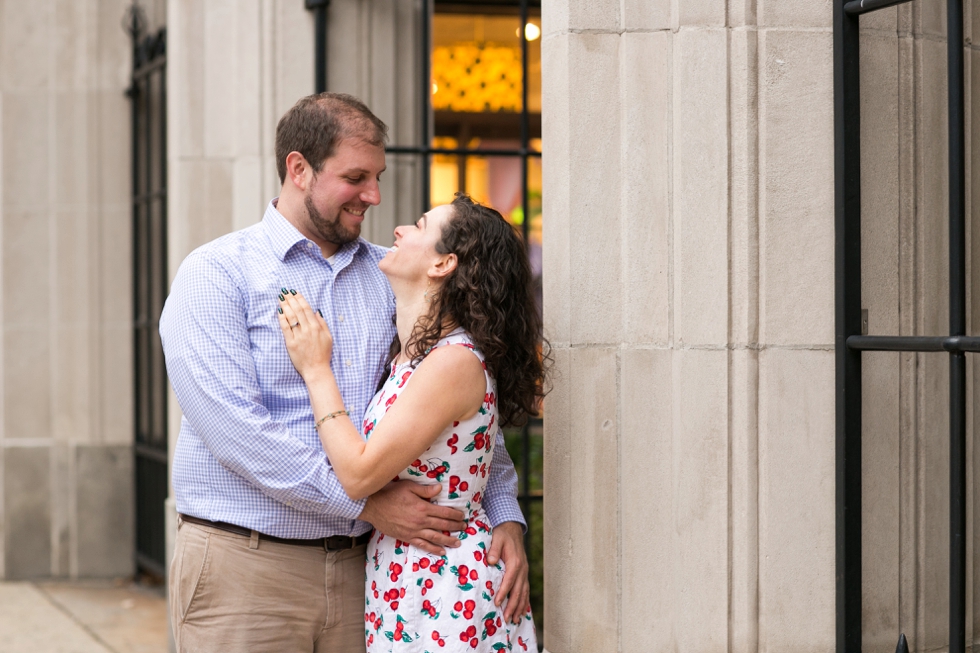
[276,290,334,381]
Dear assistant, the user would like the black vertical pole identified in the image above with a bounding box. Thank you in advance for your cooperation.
[306,0,330,93]
[421,0,431,214]
[834,0,863,651]
[947,1,966,651]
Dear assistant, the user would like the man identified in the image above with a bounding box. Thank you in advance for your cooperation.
[160,93,529,652]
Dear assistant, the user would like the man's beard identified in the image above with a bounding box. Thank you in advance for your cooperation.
[306,194,361,246]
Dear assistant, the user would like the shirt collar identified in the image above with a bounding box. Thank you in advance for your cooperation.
[262,199,363,263]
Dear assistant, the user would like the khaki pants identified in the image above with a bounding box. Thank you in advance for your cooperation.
[170,518,367,653]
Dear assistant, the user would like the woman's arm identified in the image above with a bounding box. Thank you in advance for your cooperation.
[278,291,485,500]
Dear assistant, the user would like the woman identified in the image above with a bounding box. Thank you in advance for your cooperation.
[276,194,546,652]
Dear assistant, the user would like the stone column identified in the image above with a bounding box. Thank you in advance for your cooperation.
[542,1,979,651]
[0,0,135,579]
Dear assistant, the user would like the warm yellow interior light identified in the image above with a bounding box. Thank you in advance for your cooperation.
[524,23,541,41]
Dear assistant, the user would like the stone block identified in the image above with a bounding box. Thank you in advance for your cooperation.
[51,442,71,575]
[729,0,757,27]
[543,347,618,652]
[542,347,570,652]
[52,326,92,445]
[730,27,760,346]
[915,0,946,38]
[622,0,669,30]
[673,28,729,346]
[53,91,90,208]
[4,329,52,440]
[545,0,620,34]
[729,348,759,652]
[233,0,262,158]
[76,445,134,577]
[758,29,834,346]
[99,205,132,322]
[99,325,134,446]
[676,0,725,27]
[621,32,670,345]
[2,91,49,208]
[4,446,51,579]
[915,354,950,649]
[859,5,899,32]
[566,32,621,345]
[860,351,901,650]
[95,89,131,208]
[757,348,835,652]
[3,210,51,313]
[860,33,901,335]
[274,0,314,117]
[169,0,205,158]
[0,0,50,88]
[55,207,92,321]
[203,0,238,158]
[757,0,831,28]
[205,160,235,241]
[541,34,571,344]
[915,39,948,338]
[53,0,89,90]
[233,156,264,232]
[668,349,729,651]
[620,348,672,652]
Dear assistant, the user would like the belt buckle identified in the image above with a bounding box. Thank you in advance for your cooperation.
[325,535,354,551]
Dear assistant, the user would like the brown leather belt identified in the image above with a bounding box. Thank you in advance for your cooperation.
[179,514,370,550]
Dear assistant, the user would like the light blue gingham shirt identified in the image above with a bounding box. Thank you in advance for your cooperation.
[160,201,525,539]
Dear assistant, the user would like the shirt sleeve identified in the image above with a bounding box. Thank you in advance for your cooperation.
[482,426,527,530]
[159,250,367,519]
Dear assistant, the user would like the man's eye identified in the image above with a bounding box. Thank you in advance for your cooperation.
[346,176,363,183]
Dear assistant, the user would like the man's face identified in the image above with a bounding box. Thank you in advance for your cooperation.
[304,138,386,246]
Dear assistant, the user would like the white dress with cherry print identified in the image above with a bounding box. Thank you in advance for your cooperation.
[362,330,537,653]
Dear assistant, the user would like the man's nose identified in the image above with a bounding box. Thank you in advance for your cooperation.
[361,179,381,206]
[393,225,405,239]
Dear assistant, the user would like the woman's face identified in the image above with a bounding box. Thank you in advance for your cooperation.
[380,204,454,283]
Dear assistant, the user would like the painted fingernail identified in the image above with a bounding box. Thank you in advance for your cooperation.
[278,307,283,314]
[317,309,323,317]
[278,293,285,301]
[280,287,287,294]
[290,289,297,295]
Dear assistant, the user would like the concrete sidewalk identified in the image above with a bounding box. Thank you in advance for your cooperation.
[0,579,168,653]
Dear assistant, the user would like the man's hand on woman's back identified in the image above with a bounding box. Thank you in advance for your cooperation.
[360,480,466,556]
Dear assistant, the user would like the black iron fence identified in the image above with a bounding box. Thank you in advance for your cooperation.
[125,4,169,578]
[834,1,971,651]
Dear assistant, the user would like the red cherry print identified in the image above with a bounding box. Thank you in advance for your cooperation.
[439,639,445,647]
[459,481,469,491]
[465,527,477,535]
[454,601,464,612]
[436,465,447,474]
[413,563,420,571]
[458,565,469,576]
[470,465,478,474]
[391,600,399,610]
[463,610,474,619]
[474,551,483,562]
[419,464,429,472]
[470,638,479,648]
[412,459,422,468]
[399,587,406,598]
[432,631,440,641]
[395,621,404,632]
[453,421,460,427]
[419,558,430,569]
[496,617,502,627]
[426,471,437,478]
[424,579,433,589]
[371,581,377,589]
[469,569,478,580]
[394,630,402,641]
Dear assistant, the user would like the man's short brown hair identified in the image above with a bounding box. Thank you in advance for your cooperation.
[275,92,388,184]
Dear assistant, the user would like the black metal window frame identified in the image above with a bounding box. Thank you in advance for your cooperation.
[835,1,972,651]
[126,5,170,579]
[306,0,544,631]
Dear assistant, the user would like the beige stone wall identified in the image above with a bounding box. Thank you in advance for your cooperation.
[0,0,137,579]
[542,1,980,652]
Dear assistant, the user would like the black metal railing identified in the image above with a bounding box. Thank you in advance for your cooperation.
[834,1,968,651]
[125,3,169,579]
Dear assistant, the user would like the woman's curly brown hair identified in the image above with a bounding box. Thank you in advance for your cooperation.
[390,194,550,427]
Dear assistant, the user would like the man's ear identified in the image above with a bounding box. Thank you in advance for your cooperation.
[429,252,457,281]
[285,151,313,191]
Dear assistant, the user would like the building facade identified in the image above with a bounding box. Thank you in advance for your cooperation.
[1,0,979,651]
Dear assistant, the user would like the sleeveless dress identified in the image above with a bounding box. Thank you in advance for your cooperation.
[361,330,538,653]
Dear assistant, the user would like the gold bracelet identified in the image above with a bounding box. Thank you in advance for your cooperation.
[315,410,348,429]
